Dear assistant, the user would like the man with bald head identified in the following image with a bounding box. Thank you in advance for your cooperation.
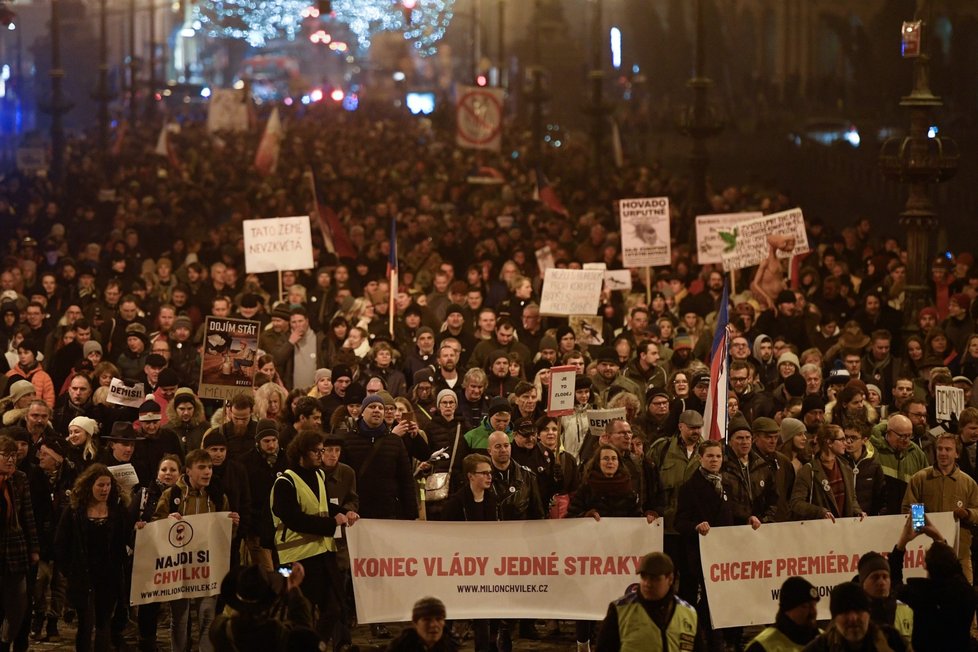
[870,413,929,515]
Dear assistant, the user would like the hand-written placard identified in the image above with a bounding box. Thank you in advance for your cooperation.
[720,208,809,271]
[535,246,555,276]
[539,269,604,317]
[242,216,314,273]
[108,378,146,408]
[109,463,139,491]
[587,407,626,437]
[547,366,577,416]
[620,197,671,268]
[936,385,966,421]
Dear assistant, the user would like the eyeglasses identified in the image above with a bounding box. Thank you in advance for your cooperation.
[832,437,846,442]
[844,435,859,442]
[908,412,928,419]
[0,452,16,461]
[311,448,325,456]
[887,429,912,441]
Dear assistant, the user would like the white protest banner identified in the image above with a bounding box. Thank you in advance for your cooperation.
[16,147,47,175]
[700,512,958,629]
[619,197,670,268]
[582,262,607,271]
[108,463,139,491]
[720,208,809,271]
[694,212,763,264]
[108,378,146,408]
[242,216,314,273]
[206,88,249,133]
[547,365,577,416]
[936,385,966,421]
[604,270,632,293]
[348,518,663,622]
[455,86,505,151]
[539,268,604,317]
[587,407,626,437]
[535,246,555,276]
[131,512,233,606]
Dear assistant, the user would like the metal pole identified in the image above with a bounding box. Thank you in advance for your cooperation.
[129,0,138,127]
[49,0,65,183]
[588,0,605,174]
[146,0,156,116]
[530,0,543,163]
[497,0,504,87]
[97,0,109,155]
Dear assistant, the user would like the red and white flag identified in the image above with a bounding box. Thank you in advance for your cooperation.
[254,108,282,176]
[533,168,569,217]
[702,282,730,441]
[154,123,181,170]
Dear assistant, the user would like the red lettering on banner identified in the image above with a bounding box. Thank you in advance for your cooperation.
[352,557,418,577]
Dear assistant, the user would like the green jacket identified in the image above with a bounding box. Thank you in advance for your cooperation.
[463,418,513,451]
[869,432,929,515]
[648,436,700,533]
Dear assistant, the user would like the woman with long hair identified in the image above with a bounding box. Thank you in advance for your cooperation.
[959,334,978,381]
[568,444,643,649]
[254,354,286,389]
[560,376,594,461]
[789,424,864,521]
[53,464,131,652]
[924,326,960,374]
[66,416,99,470]
[254,381,289,423]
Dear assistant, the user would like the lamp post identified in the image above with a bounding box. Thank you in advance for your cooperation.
[128,0,138,127]
[676,0,723,218]
[526,0,548,164]
[92,0,111,156]
[585,0,611,175]
[496,0,504,87]
[45,0,71,183]
[146,0,156,116]
[879,0,958,334]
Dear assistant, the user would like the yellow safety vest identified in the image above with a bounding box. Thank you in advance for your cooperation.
[747,626,804,652]
[616,595,697,652]
[894,602,913,641]
[271,469,334,563]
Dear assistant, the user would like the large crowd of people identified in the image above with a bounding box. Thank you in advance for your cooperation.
[0,100,977,652]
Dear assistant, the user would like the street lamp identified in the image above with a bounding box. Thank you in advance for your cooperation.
[42,0,73,183]
[584,0,612,175]
[676,0,723,218]
[878,0,958,333]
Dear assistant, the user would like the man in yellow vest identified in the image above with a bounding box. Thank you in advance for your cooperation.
[271,429,358,650]
[745,576,820,651]
[595,551,697,652]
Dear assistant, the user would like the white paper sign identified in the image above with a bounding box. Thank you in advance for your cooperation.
[936,385,966,421]
[131,512,233,606]
[619,197,671,268]
[699,513,957,628]
[582,262,607,271]
[539,268,604,317]
[242,216,314,273]
[16,147,47,174]
[695,212,763,264]
[109,463,139,491]
[108,378,146,408]
[535,246,555,276]
[587,407,627,437]
[604,270,632,292]
[348,518,663,623]
[720,208,810,271]
[206,88,249,134]
[547,365,577,416]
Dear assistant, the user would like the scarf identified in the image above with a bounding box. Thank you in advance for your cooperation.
[587,471,633,497]
[357,417,388,441]
[700,467,723,496]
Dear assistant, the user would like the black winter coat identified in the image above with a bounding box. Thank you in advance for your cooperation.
[567,474,642,519]
[341,420,418,520]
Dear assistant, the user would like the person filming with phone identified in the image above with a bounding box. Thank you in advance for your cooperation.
[902,431,978,583]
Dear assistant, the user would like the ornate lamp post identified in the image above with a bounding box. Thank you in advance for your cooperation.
[43,0,72,183]
[526,0,549,164]
[585,0,612,175]
[878,0,959,333]
[676,0,723,218]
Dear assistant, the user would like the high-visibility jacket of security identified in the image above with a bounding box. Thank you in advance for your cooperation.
[271,468,338,563]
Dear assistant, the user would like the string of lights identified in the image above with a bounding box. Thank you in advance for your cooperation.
[193,0,454,55]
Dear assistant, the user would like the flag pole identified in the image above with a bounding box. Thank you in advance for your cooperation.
[645,267,652,304]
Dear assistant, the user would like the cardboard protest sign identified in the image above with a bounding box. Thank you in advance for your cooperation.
[108,378,146,408]
[720,208,809,271]
[242,216,314,273]
[586,407,626,437]
[456,86,505,152]
[198,317,261,401]
[348,518,663,622]
[547,366,577,416]
[131,512,233,605]
[619,197,670,268]
[109,464,139,491]
[700,513,957,628]
[206,88,249,133]
[936,385,966,421]
[603,270,632,292]
[535,246,555,276]
[16,147,47,175]
[539,269,604,317]
[569,315,604,346]
[694,212,763,264]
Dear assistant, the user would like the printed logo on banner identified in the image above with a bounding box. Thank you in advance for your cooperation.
[619,197,671,268]
[169,521,194,548]
[456,86,505,152]
[694,212,763,264]
[198,317,261,401]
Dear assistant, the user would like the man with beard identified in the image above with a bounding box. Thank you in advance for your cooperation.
[745,577,820,651]
[623,340,668,394]
[433,341,462,393]
[436,305,475,367]
[854,552,913,645]
[861,330,903,406]
[800,395,826,436]
[804,583,906,652]
[162,388,209,453]
[869,414,928,516]
[219,392,259,462]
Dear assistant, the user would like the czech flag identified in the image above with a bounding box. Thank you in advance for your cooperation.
[387,219,398,337]
[702,282,730,441]
[533,168,569,217]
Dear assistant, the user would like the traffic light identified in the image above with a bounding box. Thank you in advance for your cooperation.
[402,0,417,23]
[318,0,331,15]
